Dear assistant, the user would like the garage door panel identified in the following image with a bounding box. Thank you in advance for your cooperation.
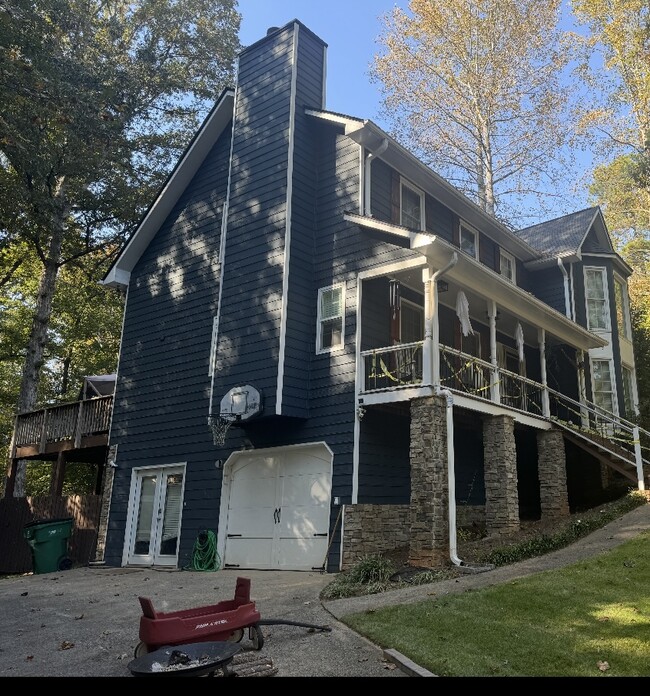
[224,538,274,569]
[278,505,329,537]
[280,472,330,506]
[276,537,327,570]
[227,505,275,537]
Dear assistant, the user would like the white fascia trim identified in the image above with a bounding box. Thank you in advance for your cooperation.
[102,89,235,289]
[523,251,579,271]
[583,251,634,276]
[106,283,129,446]
[344,212,411,240]
[275,25,299,416]
[304,107,364,129]
[359,256,427,281]
[321,45,327,108]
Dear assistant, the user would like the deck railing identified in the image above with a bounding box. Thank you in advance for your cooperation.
[13,395,114,453]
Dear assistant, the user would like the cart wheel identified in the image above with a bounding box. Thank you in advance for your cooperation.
[250,624,264,651]
[227,628,244,643]
[134,642,150,658]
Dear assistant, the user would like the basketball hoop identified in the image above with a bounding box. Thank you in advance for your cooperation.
[208,414,237,447]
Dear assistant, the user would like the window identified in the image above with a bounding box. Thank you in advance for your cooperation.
[500,250,516,284]
[614,275,631,340]
[591,359,616,414]
[584,267,610,331]
[317,284,344,353]
[622,366,636,416]
[460,224,479,259]
[400,179,425,230]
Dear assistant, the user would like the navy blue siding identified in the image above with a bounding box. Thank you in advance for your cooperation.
[529,266,567,316]
[104,125,233,567]
[581,226,609,253]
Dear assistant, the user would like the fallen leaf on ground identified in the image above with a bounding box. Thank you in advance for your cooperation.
[59,641,74,651]
[26,656,33,661]
[75,614,84,620]
[20,592,28,596]
[597,616,610,622]
[383,662,397,670]
[597,661,610,672]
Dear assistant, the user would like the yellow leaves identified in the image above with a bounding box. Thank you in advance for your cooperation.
[597,660,610,671]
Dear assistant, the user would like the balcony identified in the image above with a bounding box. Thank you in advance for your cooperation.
[12,395,114,459]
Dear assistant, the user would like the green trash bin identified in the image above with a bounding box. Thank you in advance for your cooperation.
[23,517,74,574]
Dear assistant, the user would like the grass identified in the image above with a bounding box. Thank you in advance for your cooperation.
[341,531,650,676]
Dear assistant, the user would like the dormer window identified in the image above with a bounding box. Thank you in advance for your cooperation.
[400,178,425,230]
[500,250,516,284]
[460,224,479,259]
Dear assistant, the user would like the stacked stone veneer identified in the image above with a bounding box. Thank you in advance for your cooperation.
[340,504,410,570]
[537,429,570,522]
[408,395,450,567]
[483,415,520,535]
[92,445,117,564]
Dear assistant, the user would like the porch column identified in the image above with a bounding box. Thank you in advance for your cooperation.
[536,429,570,522]
[538,329,550,417]
[92,445,118,565]
[409,395,449,568]
[49,451,66,496]
[488,300,500,403]
[422,266,434,385]
[483,415,519,535]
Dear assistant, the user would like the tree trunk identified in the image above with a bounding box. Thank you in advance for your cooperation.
[11,204,67,496]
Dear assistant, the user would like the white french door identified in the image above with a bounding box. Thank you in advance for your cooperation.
[126,464,185,567]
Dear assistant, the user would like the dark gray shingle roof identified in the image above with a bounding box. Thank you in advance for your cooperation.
[515,207,599,258]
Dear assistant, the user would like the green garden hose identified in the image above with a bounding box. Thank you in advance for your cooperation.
[185,529,221,571]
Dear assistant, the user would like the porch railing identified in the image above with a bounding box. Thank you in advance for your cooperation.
[360,342,650,486]
[13,395,114,453]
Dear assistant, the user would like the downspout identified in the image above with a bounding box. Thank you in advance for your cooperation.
[435,385,494,572]
[557,257,571,318]
[363,138,389,216]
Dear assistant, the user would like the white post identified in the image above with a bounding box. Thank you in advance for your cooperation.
[539,328,550,417]
[633,426,645,491]
[422,266,433,385]
[488,300,500,404]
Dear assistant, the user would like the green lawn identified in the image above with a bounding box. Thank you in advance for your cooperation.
[341,532,650,677]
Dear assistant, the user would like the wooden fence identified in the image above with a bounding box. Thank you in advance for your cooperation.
[0,495,101,574]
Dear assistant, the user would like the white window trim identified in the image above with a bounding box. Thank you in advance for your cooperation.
[613,272,632,341]
[499,249,516,284]
[399,177,425,231]
[590,357,618,416]
[316,283,345,354]
[583,266,611,332]
[460,222,480,260]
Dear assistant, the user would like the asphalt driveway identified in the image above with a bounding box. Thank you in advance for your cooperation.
[0,565,407,678]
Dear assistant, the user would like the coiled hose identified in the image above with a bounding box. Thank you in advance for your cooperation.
[185,529,221,571]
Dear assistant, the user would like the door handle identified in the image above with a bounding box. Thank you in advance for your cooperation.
[273,507,282,523]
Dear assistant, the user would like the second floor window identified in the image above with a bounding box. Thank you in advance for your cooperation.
[614,275,631,340]
[500,250,516,284]
[584,267,610,331]
[400,179,425,230]
[460,224,478,259]
[317,284,344,353]
[622,365,635,416]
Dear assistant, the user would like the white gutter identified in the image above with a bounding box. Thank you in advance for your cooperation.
[557,257,571,318]
[363,138,388,216]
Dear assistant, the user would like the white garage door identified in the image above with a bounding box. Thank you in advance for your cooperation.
[222,444,332,571]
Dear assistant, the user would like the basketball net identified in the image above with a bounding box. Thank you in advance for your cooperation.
[208,414,236,446]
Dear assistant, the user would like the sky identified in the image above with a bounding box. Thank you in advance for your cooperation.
[236,1,595,219]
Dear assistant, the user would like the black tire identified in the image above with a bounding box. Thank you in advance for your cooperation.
[250,624,264,650]
[58,557,73,571]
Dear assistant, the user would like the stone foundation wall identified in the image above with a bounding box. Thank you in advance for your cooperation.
[537,429,570,522]
[340,504,410,570]
[483,415,519,535]
[455,505,486,528]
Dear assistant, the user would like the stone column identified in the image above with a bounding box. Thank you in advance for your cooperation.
[537,429,570,521]
[483,415,519,535]
[409,395,449,568]
[92,445,117,565]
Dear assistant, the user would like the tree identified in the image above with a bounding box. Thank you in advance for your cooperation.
[0,0,241,493]
[371,0,574,224]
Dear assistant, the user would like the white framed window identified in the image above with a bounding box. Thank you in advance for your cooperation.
[613,274,632,340]
[460,224,479,259]
[584,267,610,331]
[591,358,617,415]
[317,284,345,353]
[500,249,516,284]
[400,178,425,231]
[621,365,636,416]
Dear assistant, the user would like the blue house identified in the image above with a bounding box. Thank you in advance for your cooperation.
[99,20,647,573]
